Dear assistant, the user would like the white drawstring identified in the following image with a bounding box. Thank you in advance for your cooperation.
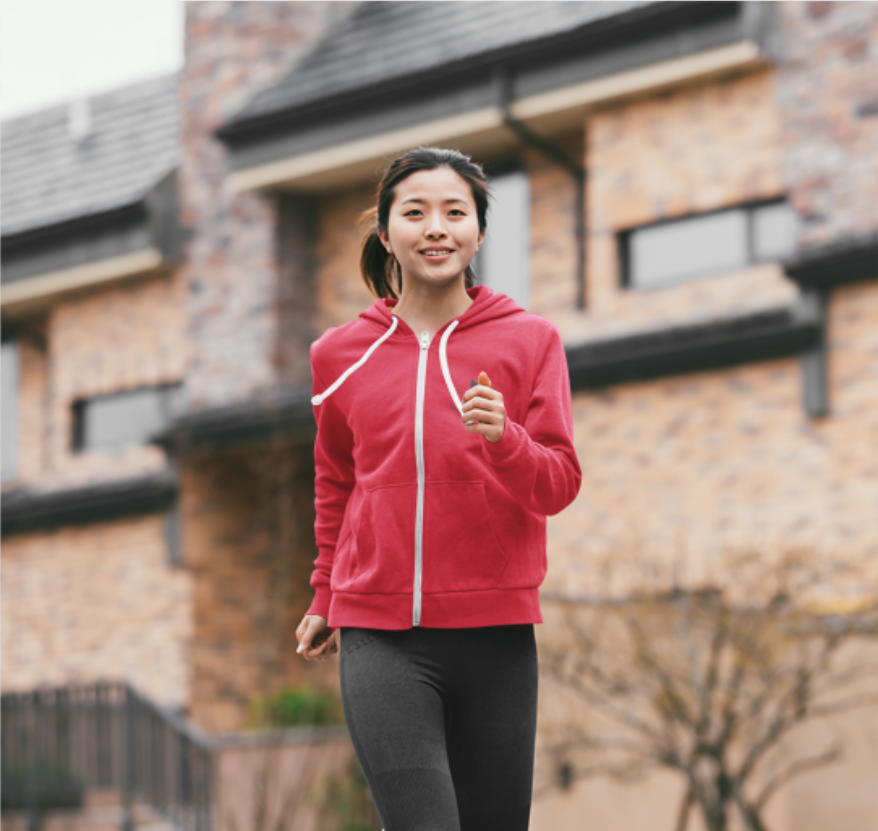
[311,313,465,415]
[439,319,464,416]
[311,315,400,405]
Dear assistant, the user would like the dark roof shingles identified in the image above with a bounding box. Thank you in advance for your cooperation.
[228,1,654,124]
[1,71,180,237]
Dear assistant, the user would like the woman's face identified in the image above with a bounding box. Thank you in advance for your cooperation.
[379,166,485,292]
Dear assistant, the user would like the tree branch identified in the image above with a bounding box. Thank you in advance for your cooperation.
[734,631,843,788]
[674,783,695,831]
[626,614,696,729]
[754,741,843,811]
[555,664,666,746]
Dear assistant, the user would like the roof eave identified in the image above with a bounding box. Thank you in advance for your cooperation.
[1,168,183,320]
[215,1,741,145]
[783,232,878,289]
[216,2,773,194]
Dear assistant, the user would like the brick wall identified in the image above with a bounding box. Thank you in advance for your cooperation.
[543,68,799,342]
[1,516,192,706]
[180,1,360,409]
[550,280,878,599]
[9,0,874,744]
[12,333,48,483]
[776,1,878,247]
[1,272,191,699]
[181,441,338,732]
[0,0,363,720]
[3,273,186,491]
[312,182,380,332]
[298,50,878,602]
[525,134,581,317]
[530,2,878,598]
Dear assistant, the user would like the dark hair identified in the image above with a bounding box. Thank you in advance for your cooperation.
[358,146,490,299]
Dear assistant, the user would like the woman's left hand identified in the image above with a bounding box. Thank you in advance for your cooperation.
[461,371,506,443]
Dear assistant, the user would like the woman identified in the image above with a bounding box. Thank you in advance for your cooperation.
[295,146,582,830]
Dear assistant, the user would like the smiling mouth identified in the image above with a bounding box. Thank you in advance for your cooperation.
[421,248,454,258]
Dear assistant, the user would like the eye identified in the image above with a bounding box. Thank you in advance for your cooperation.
[402,208,467,216]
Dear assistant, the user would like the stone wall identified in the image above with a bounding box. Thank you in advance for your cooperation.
[1,515,192,707]
[180,1,360,409]
[776,1,878,247]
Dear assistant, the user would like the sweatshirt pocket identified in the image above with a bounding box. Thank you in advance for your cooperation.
[337,483,417,594]
[422,480,508,593]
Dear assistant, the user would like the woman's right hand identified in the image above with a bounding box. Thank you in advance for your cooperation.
[296,614,339,661]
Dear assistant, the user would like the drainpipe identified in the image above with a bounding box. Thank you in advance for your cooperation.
[493,66,587,309]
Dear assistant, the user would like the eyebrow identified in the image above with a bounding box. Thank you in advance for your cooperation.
[400,197,469,206]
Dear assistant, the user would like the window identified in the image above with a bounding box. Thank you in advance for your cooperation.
[751,200,798,261]
[72,382,186,453]
[2,341,18,480]
[472,167,531,310]
[621,199,797,290]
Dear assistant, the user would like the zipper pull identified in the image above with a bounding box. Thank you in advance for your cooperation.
[420,331,430,350]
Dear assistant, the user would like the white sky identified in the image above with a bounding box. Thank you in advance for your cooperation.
[0,1,184,120]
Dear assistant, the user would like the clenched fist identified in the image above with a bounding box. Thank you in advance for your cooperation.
[461,370,506,443]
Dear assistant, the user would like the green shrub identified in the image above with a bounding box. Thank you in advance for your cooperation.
[248,685,345,729]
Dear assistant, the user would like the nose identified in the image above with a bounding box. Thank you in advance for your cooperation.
[425,211,448,239]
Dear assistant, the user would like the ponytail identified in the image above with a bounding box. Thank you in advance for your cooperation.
[358,206,403,299]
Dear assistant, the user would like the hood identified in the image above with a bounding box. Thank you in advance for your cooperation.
[361,282,523,335]
[311,285,525,417]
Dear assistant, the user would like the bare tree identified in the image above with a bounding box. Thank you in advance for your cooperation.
[536,541,878,831]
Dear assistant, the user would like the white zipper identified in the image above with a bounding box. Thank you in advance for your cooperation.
[413,330,430,626]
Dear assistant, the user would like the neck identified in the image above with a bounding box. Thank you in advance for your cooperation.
[392,279,474,339]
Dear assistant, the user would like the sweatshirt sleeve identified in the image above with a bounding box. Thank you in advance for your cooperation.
[306,345,356,620]
[479,321,582,516]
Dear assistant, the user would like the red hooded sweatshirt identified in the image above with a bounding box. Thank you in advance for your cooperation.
[306,284,582,629]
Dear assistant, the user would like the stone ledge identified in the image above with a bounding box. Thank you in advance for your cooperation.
[566,302,821,390]
[783,231,878,289]
[152,386,315,454]
[1,471,177,537]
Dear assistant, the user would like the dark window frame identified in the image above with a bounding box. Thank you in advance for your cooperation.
[618,196,796,291]
[71,381,186,454]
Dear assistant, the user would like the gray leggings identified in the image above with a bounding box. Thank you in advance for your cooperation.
[338,624,539,831]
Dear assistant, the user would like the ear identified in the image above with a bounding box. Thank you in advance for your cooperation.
[377,228,391,251]
[477,229,485,248]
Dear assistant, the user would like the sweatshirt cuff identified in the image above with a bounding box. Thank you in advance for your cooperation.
[480,417,525,465]
[307,586,333,621]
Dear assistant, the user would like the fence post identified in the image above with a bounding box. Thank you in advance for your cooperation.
[26,690,38,831]
[121,685,134,831]
[203,747,215,831]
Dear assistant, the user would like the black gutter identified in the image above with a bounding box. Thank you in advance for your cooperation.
[492,66,587,311]
[783,231,878,289]
[1,201,147,257]
[566,301,821,390]
[780,231,878,418]
[1,471,177,537]
[152,386,316,455]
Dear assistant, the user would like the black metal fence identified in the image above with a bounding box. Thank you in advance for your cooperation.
[1,680,215,831]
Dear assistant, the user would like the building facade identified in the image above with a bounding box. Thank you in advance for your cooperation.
[2,2,876,828]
